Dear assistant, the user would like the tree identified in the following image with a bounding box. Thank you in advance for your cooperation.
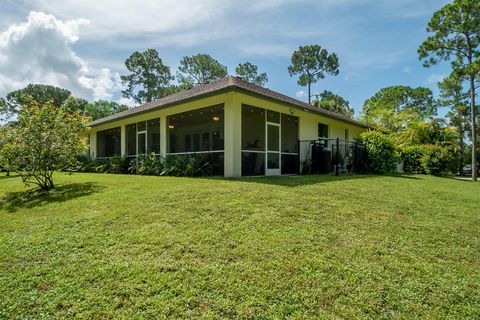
[0,84,71,121]
[121,49,174,104]
[438,73,471,173]
[313,90,354,118]
[418,0,480,180]
[63,97,89,114]
[395,118,460,148]
[0,124,13,175]
[288,45,339,104]
[235,62,268,86]
[177,54,228,87]
[362,86,437,133]
[85,100,129,121]
[0,98,89,190]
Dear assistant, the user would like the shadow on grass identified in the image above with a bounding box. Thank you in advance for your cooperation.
[0,174,19,180]
[206,173,420,187]
[0,182,103,213]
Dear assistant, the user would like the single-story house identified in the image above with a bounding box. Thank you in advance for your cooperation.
[88,76,368,177]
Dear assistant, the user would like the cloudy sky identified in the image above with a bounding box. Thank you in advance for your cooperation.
[0,0,451,115]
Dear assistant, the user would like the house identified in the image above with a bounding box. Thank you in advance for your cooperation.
[88,76,368,177]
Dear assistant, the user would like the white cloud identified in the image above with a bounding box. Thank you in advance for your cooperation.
[402,66,411,74]
[425,73,446,85]
[33,0,234,38]
[238,43,293,57]
[0,11,122,100]
[117,96,137,108]
[295,90,306,99]
[344,72,370,82]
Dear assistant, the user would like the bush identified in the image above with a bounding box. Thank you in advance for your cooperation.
[1,99,88,190]
[75,153,218,177]
[75,155,131,174]
[160,153,215,177]
[420,144,455,176]
[358,131,398,173]
[399,145,424,174]
[129,154,164,175]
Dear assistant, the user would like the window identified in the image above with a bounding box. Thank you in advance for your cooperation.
[318,123,329,140]
[147,118,160,154]
[126,124,136,156]
[281,115,299,175]
[267,110,280,123]
[166,105,224,175]
[167,104,224,154]
[344,129,349,141]
[281,115,298,153]
[242,105,265,151]
[125,118,160,157]
[242,105,266,176]
[97,127,121,157]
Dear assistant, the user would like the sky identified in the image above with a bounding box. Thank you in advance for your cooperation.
[0,0,453,117]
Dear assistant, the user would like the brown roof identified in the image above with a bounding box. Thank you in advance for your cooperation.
[88,76,367,128]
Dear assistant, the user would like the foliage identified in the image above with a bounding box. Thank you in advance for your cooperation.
[358,131,398,173]
[418,0,480,180]
[362,85,437,132]
[0,99,89,190]
[97,156,131,174]
[0,83,128,122]
[2,173,480,318]
[395,118,460,148]
[399,145,425,174]
[438,73,470,172]
[77,153,217,177]
[121,48,174,104]
[235,62,268,87]
[62,96,89,114]
[420,144,456,176]
[177,54,228,87]
[0,125,13,174]
[0,84,71,121]
[76,155,131,174]
[288,44,339,103]
[85,100,129,120]
[313,90,354,118]
[129,154,164,175]
[160,154,215,177]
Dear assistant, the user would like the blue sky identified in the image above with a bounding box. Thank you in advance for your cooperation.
[0,0,452,117]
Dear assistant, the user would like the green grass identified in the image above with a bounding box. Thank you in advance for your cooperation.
[1,173,479,319]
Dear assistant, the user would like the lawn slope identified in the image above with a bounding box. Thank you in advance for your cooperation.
[1,173,479,319]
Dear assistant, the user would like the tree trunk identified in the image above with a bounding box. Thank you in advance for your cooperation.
[470,74,478,181]
[308,80,311,104]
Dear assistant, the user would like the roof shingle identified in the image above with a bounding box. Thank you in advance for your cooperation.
[88,76,367,128]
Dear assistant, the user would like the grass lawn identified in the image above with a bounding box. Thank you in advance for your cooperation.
[0,173,479,319]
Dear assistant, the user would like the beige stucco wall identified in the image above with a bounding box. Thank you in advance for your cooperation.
[89,89,367,177]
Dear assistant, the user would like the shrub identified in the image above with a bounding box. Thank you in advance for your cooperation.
[358,130,398,173]
[129,154,164,175]
[160,153,215,177]
[399,145,424,174]
[74,153,218,177]
[420,144,455,176]
[97,156,131,174]
[75,154,131,174]
[0,98,88,190]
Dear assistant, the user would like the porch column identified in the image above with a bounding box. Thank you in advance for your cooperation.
[160,116,167,156]
[224,92,242,177]
[89,130,97,158]
[120,125,126,156]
